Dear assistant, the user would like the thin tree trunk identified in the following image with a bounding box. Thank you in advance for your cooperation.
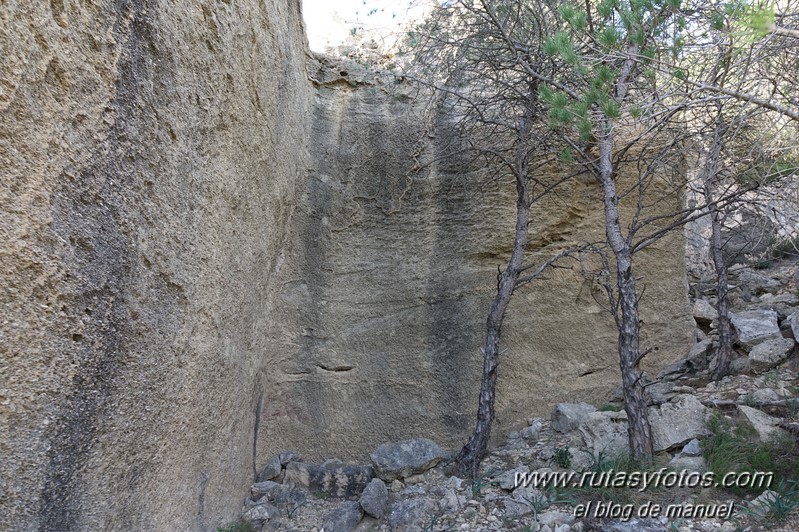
[597,117,654,460]
[455,122,531,478]
[711,231,734,379]
[701,111,734,381]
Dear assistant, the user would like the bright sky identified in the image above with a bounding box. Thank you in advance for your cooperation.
[302,0,429,52]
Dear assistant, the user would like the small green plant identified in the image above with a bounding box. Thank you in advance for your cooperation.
[518,487,576,524]
[422,513,449,532]
[743,394,757,407]
[770,236,799,260]
[554,446,572,469]
[520,490,550,521]
[588,451,614,472]
[764,369,780,386]
[739,480,799,522]
[668,519,686,532]
[217,521,254,532]
[704,412,799,496]
[471,476,486,497]
[598,403,624,412]
[752,258,772,270]
[787,398,798,419]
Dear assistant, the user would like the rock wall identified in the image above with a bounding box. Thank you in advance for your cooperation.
[258,57,695,464]
[1,4,695,529]
[0,1,311,530]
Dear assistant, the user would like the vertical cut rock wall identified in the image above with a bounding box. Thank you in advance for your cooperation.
[2,6,695,529]
[1,1,311,529]
[258,57,695,464]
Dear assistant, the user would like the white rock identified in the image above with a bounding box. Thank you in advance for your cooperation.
[788,310,799,340]
[748,337,794,373]
[551,403,597,433]
[737,405,787,442]
[681,438,702,456]
[752,388,780,402]
[669,455,707,473]
[578,411,629,457]
[497,466,530,490]
[649,394,710,451]
[538,510,575,526]
[693,299,718,325]
[729,310,781,349]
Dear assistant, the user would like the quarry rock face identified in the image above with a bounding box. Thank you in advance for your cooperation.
[259,55,694,465]
[2,6,695,530]
[1,0,311,529]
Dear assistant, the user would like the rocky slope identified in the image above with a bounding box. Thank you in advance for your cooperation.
[230,258,799,532]
[2,4,698,531]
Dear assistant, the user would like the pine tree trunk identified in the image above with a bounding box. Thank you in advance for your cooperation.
[710,209,733,380]
[597,117,654,460]
[455,122,531,478]
[703,112,733,381]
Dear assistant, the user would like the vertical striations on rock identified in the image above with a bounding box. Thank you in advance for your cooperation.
[2,4,695,529]
[261,55,694,464]
[0,0,311,529]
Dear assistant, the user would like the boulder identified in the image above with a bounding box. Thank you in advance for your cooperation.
[649,394,710,452]
[693,299,718,326]
[657,340,713,380]
[752,388,780,402]
[521,420,543,440]
[736,270,780,295]
[257,454,282,482]
[322,501,363,532]
[251,480,286,499]
[370,439,445,481]
[278,450,301,466]
[503,486,538,517]
[647,381,676,405]
[242,502,279,523]
[604,518,673,531]
[353,516,380,532]
[568,448,594,471]
[657,359,690,381]
[538,510,576,527]
[359,478,389,519]
[440,487,467,512]
[250,480,306,509]
[748,337,794,373]
[387,498,439,531]
[578,411,629,457]
[283,461,374,498]
[686,339,714,371]
[496,466,530,491]
[551,402,597,433]
[730,356,751,374]
[680,438,702,457]
[788,310,799,340]
[446,476,465,491]
[737,405,788,442]
[669,455,707,473]
[729,310,781,349]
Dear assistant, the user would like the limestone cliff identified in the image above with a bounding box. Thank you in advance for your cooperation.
[1,4,694,530]
[259,56,695,464]
[1,1,311,529]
